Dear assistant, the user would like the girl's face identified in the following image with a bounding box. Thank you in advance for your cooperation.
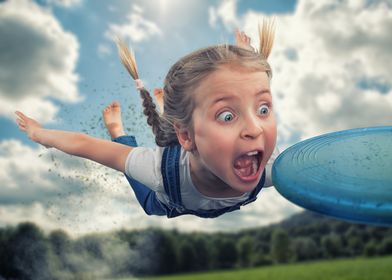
[189,65,277,195]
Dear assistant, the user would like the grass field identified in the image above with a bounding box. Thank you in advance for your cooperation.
[132,256,392,280]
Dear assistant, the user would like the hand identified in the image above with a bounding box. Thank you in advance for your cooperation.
[235,29,255,52]
[153,88,164,113]
[15,111,48,146]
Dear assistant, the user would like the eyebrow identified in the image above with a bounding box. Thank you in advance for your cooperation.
[212,89,271,104]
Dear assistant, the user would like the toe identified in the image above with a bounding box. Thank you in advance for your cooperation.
[111,101,121,108]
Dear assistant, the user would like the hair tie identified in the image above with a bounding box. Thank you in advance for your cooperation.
[135,79,144,90]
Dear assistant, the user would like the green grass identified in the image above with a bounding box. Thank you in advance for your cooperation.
[135,256,392,280]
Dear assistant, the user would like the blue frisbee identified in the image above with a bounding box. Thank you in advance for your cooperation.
[272,126,392,226]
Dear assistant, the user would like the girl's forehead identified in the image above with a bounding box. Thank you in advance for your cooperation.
[192,68,270,105]
[200,66,269,91]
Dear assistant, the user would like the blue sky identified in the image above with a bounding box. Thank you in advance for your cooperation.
[0,0,391,236]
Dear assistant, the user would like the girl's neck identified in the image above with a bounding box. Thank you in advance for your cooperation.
[188,153,245,198]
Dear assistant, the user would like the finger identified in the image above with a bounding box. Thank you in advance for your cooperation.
[16,117,26,125]
[18,124,26,130]
[235,30,242,41]
[15,111,27,120]
[16,120,26,128]
[16,123,26,131]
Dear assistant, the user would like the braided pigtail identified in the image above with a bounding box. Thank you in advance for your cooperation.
[258,18,275,78]
[115,39,164,145]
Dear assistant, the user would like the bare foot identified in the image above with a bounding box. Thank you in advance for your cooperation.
[102,101,125,138]
[153,88,164,113]
[15,111,49,147]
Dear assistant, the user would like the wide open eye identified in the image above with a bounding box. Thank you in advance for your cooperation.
[258,104,270,116]
[217,111,235,122]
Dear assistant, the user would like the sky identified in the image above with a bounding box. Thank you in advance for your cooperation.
[0,0,391,236]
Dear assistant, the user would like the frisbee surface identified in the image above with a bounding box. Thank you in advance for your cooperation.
[272,126,392,226]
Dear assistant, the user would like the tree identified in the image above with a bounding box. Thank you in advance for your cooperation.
[344,226,364,256]
[213,237,238,269]
[378,236,392,255]
[364,239,378,257]
[132,229,178,275]
[346,235,363,256]
[321,233,342,258]
[6,223,52,280]
[49,230,71,257]
[192,235,211,271]
[291,237,319,261]
[237,235,254,267]
[76,234,104,259]
[178,239,197,272]
[48,230,72,276]
[270,229,291,263]
[251,230,272,266]
[0,227,15,277]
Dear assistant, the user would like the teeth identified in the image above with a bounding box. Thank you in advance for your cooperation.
[252,160,257,174]
[246,151,258,156]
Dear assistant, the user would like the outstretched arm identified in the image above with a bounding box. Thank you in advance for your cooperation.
[15,111,132,173]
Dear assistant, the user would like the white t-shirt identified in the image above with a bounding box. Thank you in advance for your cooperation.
[124,146,279,211]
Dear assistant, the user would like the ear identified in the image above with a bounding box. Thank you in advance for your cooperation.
[174,123,195,152]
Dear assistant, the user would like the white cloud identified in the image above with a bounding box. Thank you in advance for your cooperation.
[210,0,392,148]
[0,139,146,235]
[0,139,92,204]
[209,0,240,30]
[44,0,83,8]
[0,0,82,123]
[97,43,112,58]
[105,4,162,43]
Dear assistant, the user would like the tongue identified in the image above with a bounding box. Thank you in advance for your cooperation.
[234,155,258,178]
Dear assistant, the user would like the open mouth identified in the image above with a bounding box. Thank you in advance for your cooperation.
[233,150,263,182]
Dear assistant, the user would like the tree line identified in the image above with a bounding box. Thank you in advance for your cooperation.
[0,211,392,279]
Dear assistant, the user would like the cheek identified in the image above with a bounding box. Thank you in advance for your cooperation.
[264,116,278,156]
[194,124,232,156]
[195,126,221,148]
[269,123,277,144]
[266,114,277,139]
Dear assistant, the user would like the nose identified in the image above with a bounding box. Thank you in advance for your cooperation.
[240,114,263,140]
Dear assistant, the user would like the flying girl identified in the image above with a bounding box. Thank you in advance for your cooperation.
[15,21,279,218]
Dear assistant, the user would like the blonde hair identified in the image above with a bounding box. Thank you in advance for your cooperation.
[116,21,275,147]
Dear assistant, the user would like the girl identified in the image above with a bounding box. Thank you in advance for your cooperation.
[15,22,279,218]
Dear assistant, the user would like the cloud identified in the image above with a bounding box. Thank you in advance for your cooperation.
[0,0,82,123]
[43,0,83,8]
[0,139,147,235]
[97,44,112,58]
[0,139,98,205]
[209,0,240,30]
[105,4,162,43]
[210,0,392,147]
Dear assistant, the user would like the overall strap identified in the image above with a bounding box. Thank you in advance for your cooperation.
[161,145,183,208]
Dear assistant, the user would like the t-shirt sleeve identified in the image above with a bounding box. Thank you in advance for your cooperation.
[124,146,164,192]
[264,145,280,187]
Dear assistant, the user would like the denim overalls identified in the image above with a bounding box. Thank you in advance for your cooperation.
[114,135,265,218]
